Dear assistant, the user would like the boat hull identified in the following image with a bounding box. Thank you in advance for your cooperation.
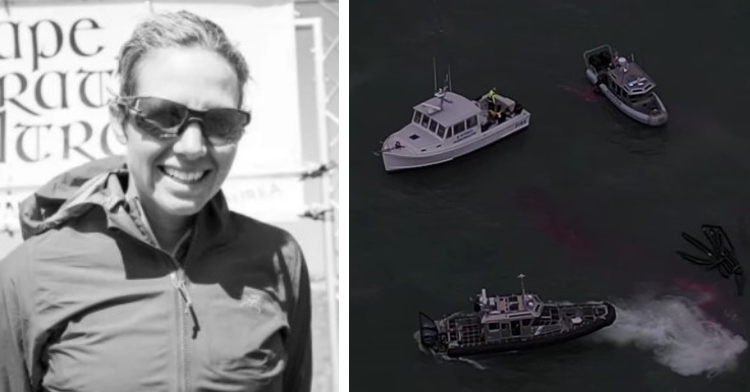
[598,85,668,126]
[382,111,530,172]
[585,68,600,85]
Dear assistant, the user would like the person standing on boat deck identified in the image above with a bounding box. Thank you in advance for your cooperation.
[487,87,499,111]
[0,10,312,392]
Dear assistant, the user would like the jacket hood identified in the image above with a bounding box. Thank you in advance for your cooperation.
[19,156,128,240]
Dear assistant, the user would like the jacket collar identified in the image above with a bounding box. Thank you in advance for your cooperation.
[20,156,237,255]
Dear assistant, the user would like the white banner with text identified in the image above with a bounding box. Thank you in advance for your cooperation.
[0,1,304,231]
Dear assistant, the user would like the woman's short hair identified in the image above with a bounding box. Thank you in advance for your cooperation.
[116,10,250,108]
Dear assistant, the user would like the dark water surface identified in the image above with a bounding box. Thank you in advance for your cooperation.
[352,1,750,390]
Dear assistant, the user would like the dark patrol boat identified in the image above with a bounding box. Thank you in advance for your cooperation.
[419,275,617,357]
[583,44,668,126]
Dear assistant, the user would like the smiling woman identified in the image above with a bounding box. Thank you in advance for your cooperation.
[110,46,247,251]
[0,10,311,392]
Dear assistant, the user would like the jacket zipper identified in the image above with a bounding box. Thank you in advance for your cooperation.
[121,232,196,392]
[113,219,198,392]
[168,258,195,392]
[169,271,186,392]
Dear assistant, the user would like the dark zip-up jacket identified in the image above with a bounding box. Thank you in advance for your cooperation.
[0,156,312,392]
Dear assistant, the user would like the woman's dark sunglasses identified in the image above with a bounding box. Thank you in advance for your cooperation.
[115,96,251,145]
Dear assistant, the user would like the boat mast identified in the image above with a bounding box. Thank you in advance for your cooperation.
[432,57,438,92]
[447,64,452,92]
[518,273,526,297]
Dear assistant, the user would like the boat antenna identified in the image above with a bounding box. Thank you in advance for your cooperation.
[447,64,453,92]
[518,273,526,297]
[432,57,438,92]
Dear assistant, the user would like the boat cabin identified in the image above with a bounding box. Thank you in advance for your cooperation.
[472,290,561,339]
[409,91,481,143]
[604,57,656,103]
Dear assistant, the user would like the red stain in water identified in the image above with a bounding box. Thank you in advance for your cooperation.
[559,84,599,103]
[515,190,596,260]
[669,276,740,326]
[672,277,717,307]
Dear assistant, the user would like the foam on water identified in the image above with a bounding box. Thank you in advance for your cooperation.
[592,294,747,377]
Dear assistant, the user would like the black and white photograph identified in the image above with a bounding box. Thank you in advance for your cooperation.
[0,1,339,391]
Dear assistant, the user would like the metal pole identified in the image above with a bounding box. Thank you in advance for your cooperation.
[311,17,338,391]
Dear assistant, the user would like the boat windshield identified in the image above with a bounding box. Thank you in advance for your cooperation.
[420,113,430,128]
[414,110,450,138]
[437,124,446,138]
[428,119,438,133]
[412,110,432,128]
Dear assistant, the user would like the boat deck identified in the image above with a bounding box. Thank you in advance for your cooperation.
[389,123,443,153]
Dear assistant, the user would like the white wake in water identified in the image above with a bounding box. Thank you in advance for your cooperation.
[592,295,748,377]
[412,331,488,370]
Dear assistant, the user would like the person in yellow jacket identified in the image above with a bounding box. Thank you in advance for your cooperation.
[488,87,499,104]
[487,87,500,112]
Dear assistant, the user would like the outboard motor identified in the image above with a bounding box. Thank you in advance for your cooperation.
[419,312,440,348]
